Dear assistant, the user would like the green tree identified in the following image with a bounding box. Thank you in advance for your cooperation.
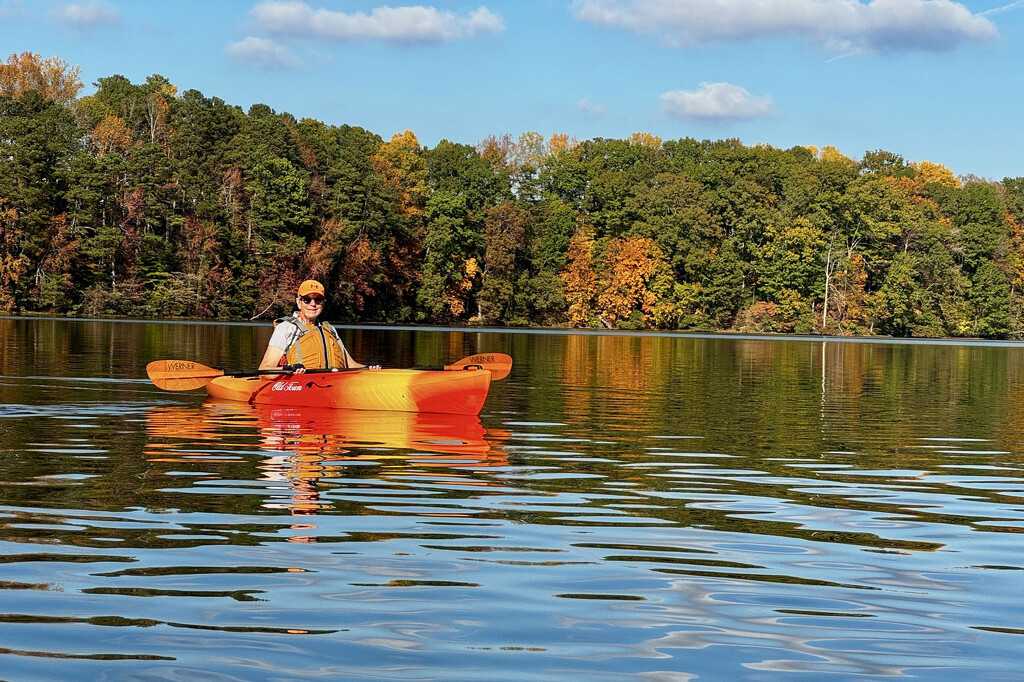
[478,200,529,323]
[969,261,1011,338]
[418,190,477,321]
[0,91,82,310]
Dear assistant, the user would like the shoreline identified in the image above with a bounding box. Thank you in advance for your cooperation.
[5,314,1024,348]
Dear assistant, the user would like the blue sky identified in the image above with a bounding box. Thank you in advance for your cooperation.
[4,0,1024,179]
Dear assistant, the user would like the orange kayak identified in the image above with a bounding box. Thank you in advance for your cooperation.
[205,368,492,415]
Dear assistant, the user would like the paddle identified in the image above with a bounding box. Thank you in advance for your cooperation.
[416,353,512,381]
[145,360,286,391]
[147,353,513,392]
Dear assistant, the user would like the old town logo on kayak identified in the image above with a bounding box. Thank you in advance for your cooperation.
[270,382,304,392]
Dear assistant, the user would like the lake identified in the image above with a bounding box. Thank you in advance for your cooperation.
[1,317,1023,680]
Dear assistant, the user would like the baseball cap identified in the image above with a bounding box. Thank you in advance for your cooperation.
[297,280,325,297]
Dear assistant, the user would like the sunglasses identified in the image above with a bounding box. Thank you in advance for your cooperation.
[300,296,324,305]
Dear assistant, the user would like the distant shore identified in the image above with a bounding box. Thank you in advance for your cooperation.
[5,314,1024,347]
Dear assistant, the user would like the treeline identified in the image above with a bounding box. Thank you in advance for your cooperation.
[3,52,1024,337]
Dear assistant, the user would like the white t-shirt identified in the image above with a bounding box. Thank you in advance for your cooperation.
[266,319,301,350]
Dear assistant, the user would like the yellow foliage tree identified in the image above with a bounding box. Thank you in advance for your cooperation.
[515,131,545,169]
[0,52,83,105]
[560,228,598,327]
[547,132,572,157]
[371,130,427,217]
[144,85,176,144]
[1006,214,1024,296]
[819,145,856,166]
[627,132,662,150]
[445,257,480,317]
[913,160,960,188]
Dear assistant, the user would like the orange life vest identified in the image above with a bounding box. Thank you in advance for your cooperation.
[274,316,348,369]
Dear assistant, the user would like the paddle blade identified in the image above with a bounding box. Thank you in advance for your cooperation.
[446,353,513,380]
[146,360,225,391]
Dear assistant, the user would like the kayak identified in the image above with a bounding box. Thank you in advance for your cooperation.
[204,368,492,415]
[146,353,511,416]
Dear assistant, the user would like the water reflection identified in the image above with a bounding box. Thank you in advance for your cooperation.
[145,401,506,459]
[145,402,509,525]
[5,318,1024,678]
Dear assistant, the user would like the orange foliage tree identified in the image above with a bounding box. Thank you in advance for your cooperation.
[158,214,230,318]
[0,52,83,105]
[0,200,28,312]
[303,217,344,284]
[144,86,175,145]
[91,115,135,156]
[827,252,869,334]
[477,133,515,170]
[33,212,81,311]
[337,233,381,314]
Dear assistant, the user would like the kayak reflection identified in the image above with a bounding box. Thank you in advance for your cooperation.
[145,399,509,459]
[144,401,510,529]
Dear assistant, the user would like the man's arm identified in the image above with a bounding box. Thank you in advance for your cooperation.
[258,345,307,377]
[258,345,286,371]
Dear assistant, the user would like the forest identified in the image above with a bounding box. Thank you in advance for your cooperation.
[3,52,1024,338]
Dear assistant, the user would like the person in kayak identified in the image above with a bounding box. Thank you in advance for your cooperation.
[258,279,378,376]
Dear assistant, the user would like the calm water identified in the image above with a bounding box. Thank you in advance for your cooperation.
[1,317,1023,680]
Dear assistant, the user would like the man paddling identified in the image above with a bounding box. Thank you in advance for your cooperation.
[258,280,378,376]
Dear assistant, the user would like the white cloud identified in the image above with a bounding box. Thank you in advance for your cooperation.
[225,37,302,69]
[982,0,1024,16]
[50,1,121,28]
[661,82,774,122]
[572,0,997,53]
[578,98,605,116]
[252,1,504,43]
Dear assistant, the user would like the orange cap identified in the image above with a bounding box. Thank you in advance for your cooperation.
[297,280,325,297]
